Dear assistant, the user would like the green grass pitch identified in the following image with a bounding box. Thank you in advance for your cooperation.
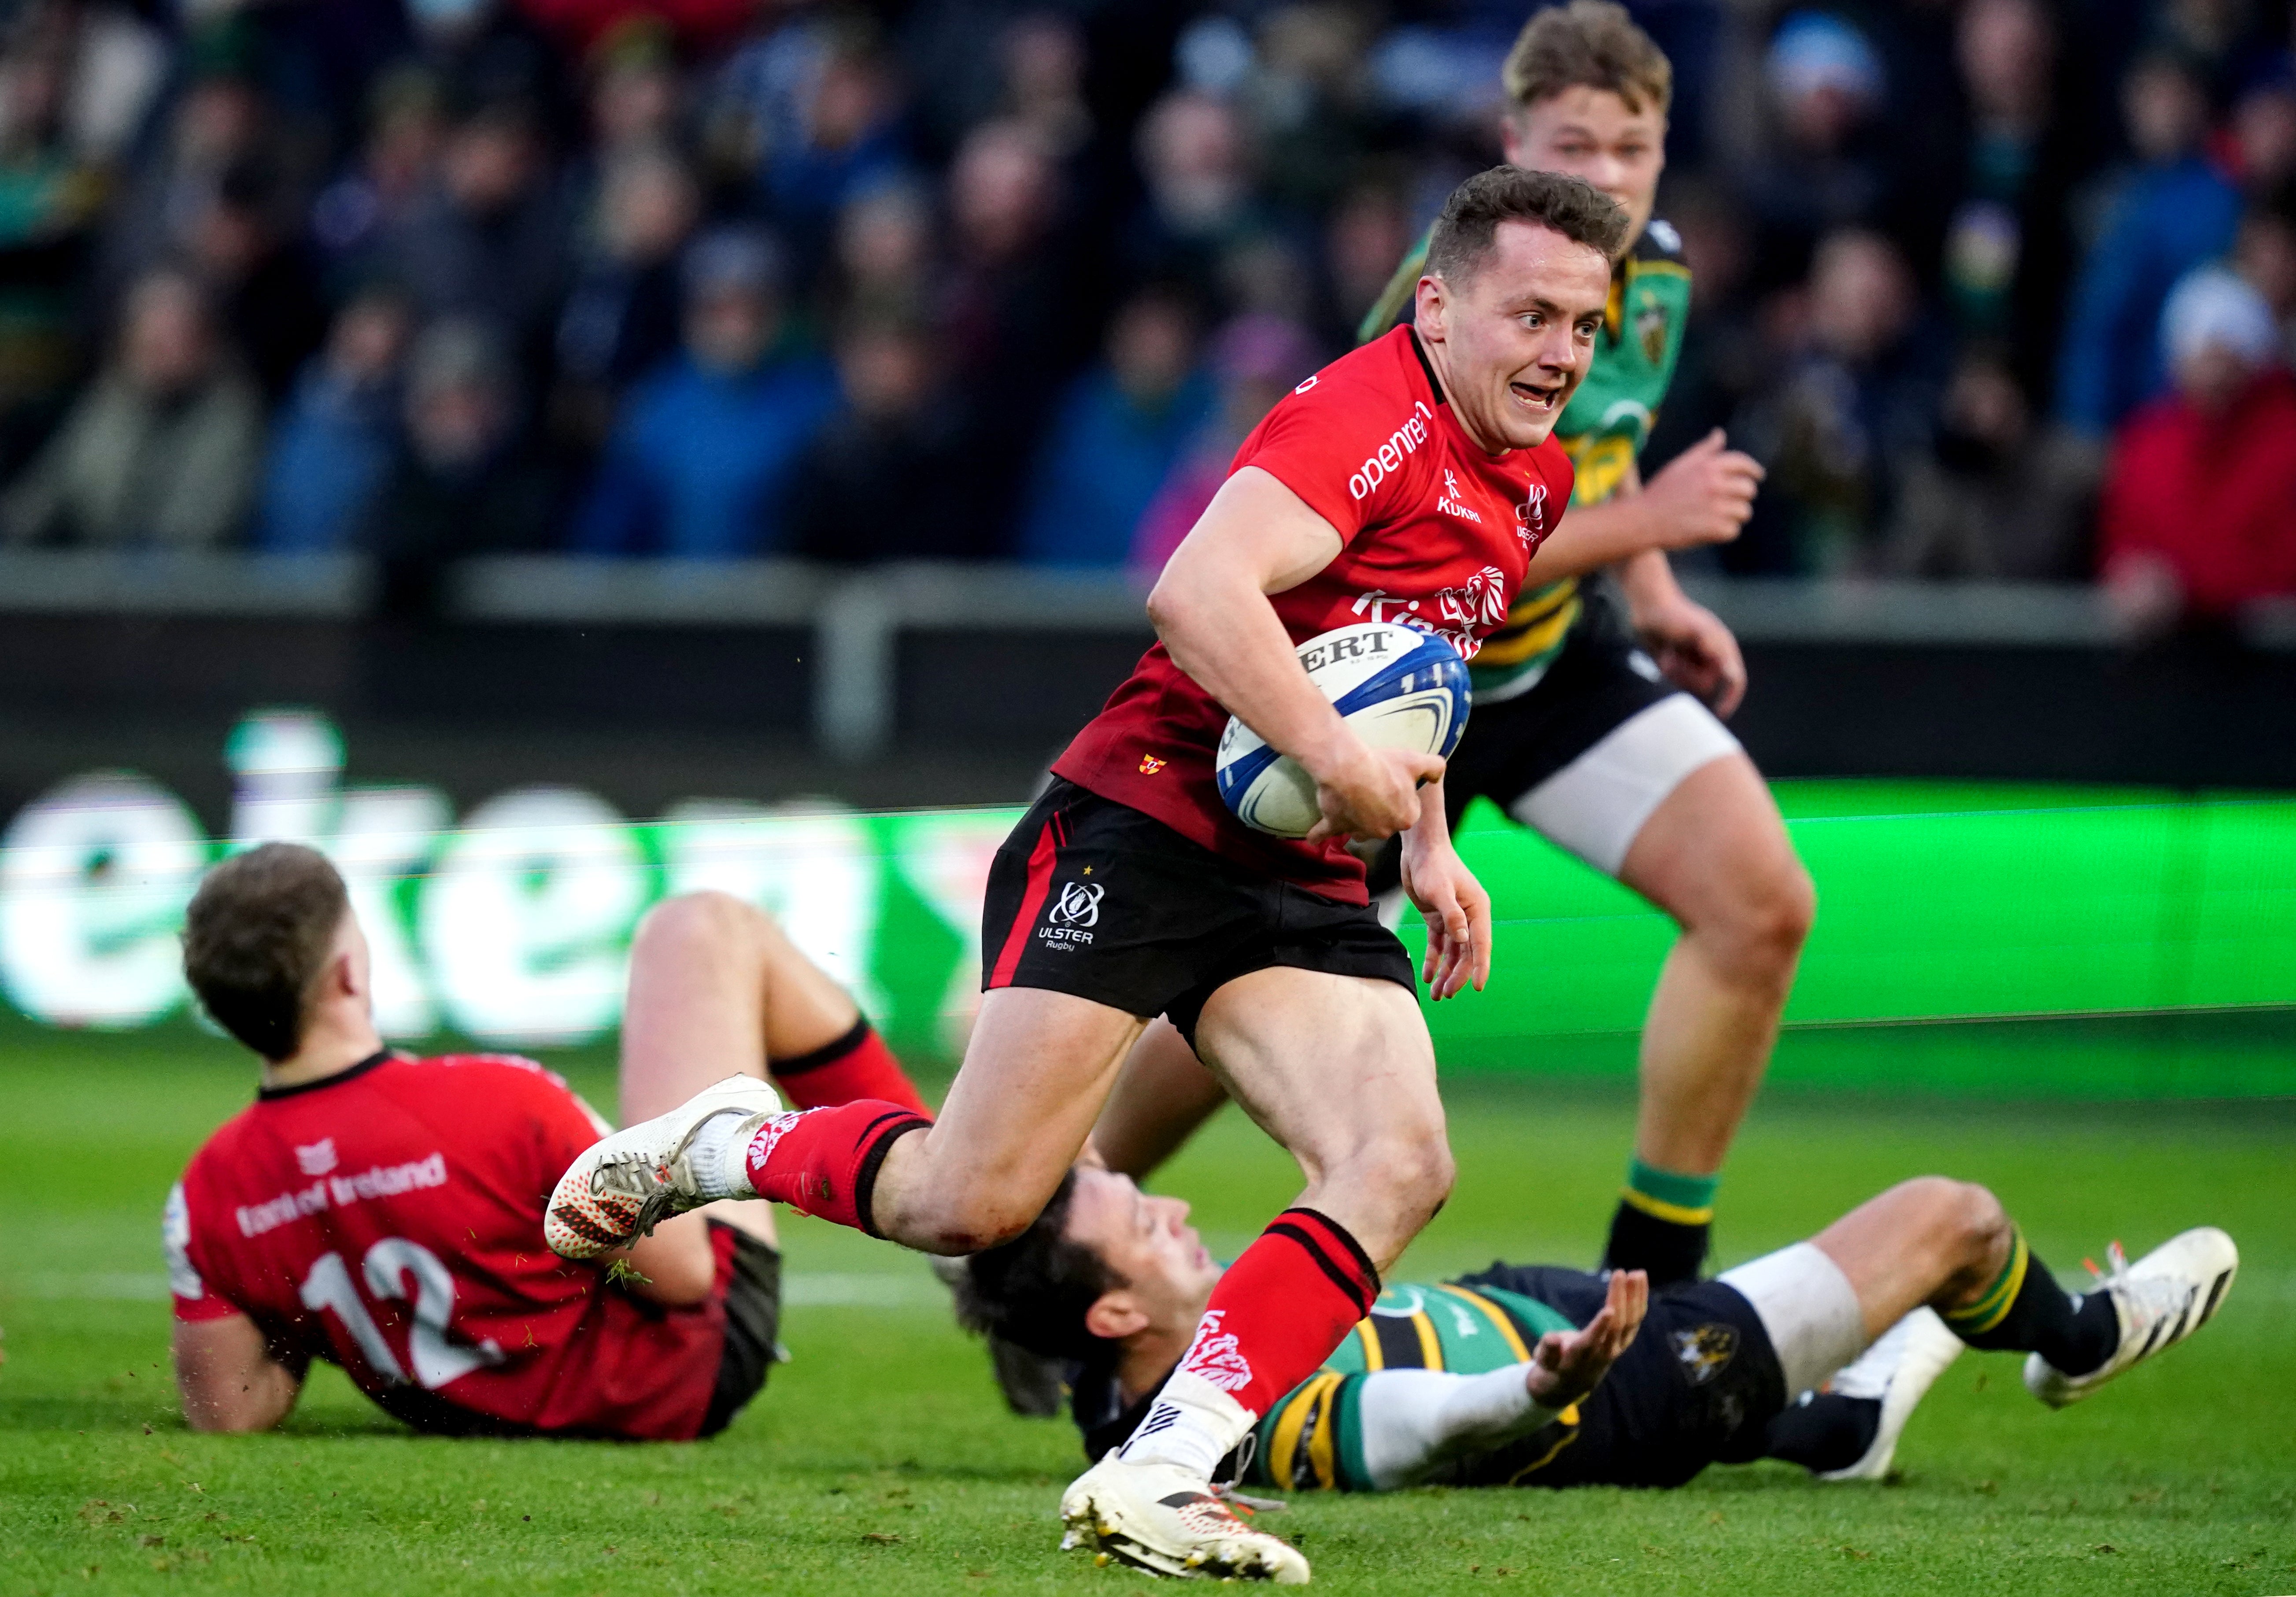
[2,1024,2292,1596]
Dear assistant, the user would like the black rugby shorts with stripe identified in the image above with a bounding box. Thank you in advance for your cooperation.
[980,778,1416,1046]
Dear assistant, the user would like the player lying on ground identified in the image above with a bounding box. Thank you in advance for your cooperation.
[166,844,927,1438]
[544,167,1618,1584]
[1350,0,1801,1290]
[958,1166,2237,1493]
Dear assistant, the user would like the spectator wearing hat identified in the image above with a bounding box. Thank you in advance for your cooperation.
[2099,267,2296,634]
[573,227,836,558]
[1014,286,1214,568]
[1740,12,1900,293]
[1131,313,1320,576]
[0,265,263,548]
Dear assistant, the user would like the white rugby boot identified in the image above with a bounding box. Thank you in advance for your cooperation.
[1816,1308,1965,1481]
[2024,1227,2238,1409]
[543,1075,783,1260]
[1060,1454,1309,1583]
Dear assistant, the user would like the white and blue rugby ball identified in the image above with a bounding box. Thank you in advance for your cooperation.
[1216,621,1470,839]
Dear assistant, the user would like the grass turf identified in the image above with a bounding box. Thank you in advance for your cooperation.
[1,1026,2292,1595]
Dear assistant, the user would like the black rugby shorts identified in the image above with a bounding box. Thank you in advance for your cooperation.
[1448,1265,1787,1489]
[980,778,1416,1045]
[697,1222,784,1438]
[1439,584,1685,818]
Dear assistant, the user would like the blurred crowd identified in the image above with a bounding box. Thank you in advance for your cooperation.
[0,0,2290,627]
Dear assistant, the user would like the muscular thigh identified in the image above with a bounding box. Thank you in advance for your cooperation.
[1192,970,1443,1215]
[1616,751,1801,930]
[892,985,1149,1246]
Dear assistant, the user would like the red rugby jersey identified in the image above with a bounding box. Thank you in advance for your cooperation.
[1052,325,1574,902]
[167,1052,728,1440]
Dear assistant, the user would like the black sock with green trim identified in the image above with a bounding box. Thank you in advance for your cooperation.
[1942,1228,2119,1375]
[1601,1158,1716,1291]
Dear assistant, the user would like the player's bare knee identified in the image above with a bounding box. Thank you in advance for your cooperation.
[1892,1175,2006,1282]
[635,890,759,958]
[1944,1180,2010,1268]
[909,1189,1042,1256]
[1334,1130,1454,1225]
[1707,856,1815,988]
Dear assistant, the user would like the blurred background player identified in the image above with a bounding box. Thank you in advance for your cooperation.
[544,167,1614,1585]
[165,843,926,1439]
[958,1166,2235,1495]
[1357,0,1806,1289]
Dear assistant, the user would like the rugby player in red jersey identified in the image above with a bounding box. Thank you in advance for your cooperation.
[546,167,1621,1583]
[166,843,927,1439]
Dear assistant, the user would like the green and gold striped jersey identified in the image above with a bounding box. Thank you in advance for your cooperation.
[1354,217,1693,699]
[1245,1280,1582,1493]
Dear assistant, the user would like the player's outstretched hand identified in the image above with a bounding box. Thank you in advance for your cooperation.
[1401,841,1492,1000]
[1304,743,1442,846]
[1525,1268,1647,1411]
[1641,428,1763,551]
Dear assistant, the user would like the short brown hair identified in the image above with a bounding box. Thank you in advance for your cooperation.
[1503,0,1673,117]
[182,843,351,1061]
[950,1171,1122,1364]
[1425,166,1628,284]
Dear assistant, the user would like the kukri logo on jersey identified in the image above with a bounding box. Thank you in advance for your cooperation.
[1437,468,1483,523]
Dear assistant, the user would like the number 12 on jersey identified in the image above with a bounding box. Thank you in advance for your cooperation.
[298,1238,505,1390]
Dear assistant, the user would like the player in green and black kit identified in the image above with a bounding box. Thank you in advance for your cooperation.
[1085,1,1805,1297]
[958,1166,2234,1502]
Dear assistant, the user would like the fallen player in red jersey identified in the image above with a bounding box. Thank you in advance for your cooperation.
[166,843,927,1439]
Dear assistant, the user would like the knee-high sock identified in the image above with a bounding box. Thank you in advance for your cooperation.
[770,1018,930,1115]
[1942,1227,2119,1375]
[1602,1158,1716,1289]
[740,1100,931,1236]
[1120,1208,1379,1480]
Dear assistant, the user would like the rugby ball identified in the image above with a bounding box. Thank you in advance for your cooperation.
[1216,621,1470,839]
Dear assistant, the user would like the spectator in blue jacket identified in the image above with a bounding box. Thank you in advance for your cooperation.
[573,228,837,558]
[1015,287,1214,567]
[2054,52,2242,436]
[255,287,411,552]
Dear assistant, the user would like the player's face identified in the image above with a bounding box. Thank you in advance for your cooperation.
[1503,87,1666,255]
[1069,1169,1223,1337]
[1418,221,1611,453]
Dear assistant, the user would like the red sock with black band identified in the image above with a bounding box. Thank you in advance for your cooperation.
[1120,1208,1380,1477]
[743,1100,931,1237]
[770,1018,930,1114]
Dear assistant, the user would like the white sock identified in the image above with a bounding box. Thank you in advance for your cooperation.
[1117,1369,1255,1480]
[685,1111,765,1202]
